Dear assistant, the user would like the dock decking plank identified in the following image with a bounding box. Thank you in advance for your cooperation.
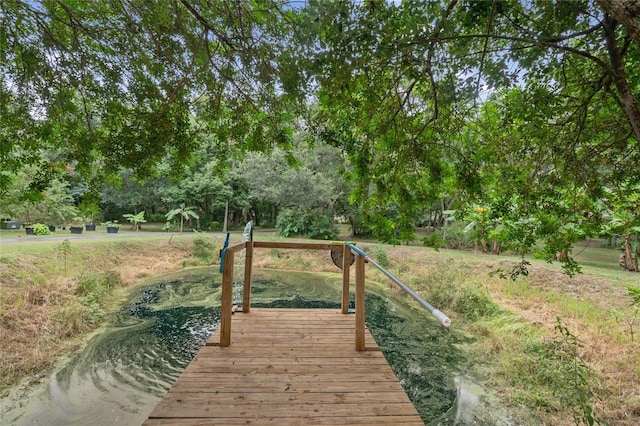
[144,308,424,425]
[145,416,423,425]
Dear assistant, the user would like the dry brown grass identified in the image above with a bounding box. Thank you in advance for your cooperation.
[0,239,195,393]
[481,263,640,407]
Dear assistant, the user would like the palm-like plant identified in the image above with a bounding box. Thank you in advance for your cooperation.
[123,211,147,231]
[166,204,199,232]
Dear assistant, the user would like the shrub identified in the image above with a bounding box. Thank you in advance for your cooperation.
[371,246,390,268]
[75,270,122,301]
[84,295,105,323]
[76,276,100,297]
[276,208,338,240]
[306,215,338,240]
[442,223,474,249]
[629,286,640,307]
[455,286,501,320]
[276,208,307,237]
[351,215,375,238]
[258,220,275,229]
[208,221,222,232]
[423,223,474,250]
[31,223,52,236]
[74,270,121,322]
[101,270,122,289]
[193,237,217,263]
[146,212,166,223]
[511,318,604,425]
[423,275,500,321]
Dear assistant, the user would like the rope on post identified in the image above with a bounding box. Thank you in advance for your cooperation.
[219,233,230,274]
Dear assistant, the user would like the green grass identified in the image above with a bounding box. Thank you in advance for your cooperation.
[0,229,204,255]
[497,279,611,325]
[407,236,637,285]
[0,228,25,238]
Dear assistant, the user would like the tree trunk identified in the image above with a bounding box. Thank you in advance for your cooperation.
[433,209,442,230]
[603,14,640,147]
[623,236,638,272]
[556,248,569,261]
[222,201,229,233]
[597,0,640,46]
[442,211,448,241]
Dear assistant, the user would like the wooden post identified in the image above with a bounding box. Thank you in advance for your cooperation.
[342,246,350,314]
[355,254,365,351]
[243,241,253,313]
[220,249,234,347]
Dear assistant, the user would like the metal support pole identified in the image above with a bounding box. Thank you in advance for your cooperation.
[344,242,451,328]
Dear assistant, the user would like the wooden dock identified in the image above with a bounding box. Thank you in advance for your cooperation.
[144,308,424,425]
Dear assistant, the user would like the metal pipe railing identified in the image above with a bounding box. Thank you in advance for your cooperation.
[345,243,451,328]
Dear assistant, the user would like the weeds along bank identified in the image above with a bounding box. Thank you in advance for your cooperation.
[2,237,639,425]
[0,235,224,395]
[254,244,640,426]
[383,247,639,426]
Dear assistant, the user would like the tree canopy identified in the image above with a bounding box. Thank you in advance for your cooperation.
[1,0,302,187]
[1,0,639,267]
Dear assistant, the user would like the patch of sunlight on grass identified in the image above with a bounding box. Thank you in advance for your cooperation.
[497,279,608,324]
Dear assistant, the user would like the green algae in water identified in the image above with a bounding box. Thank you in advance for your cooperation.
[2,267,464,425]
[364,294,462,424]
[53,276,222,402]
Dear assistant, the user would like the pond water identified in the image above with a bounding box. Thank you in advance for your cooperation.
[0,267,509,425]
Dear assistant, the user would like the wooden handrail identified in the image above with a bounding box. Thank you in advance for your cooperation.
[225,241,247,253]
[219,240,367,350]
[252,241,344,250]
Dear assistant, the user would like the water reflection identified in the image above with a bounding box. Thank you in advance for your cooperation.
[1,268,468,425]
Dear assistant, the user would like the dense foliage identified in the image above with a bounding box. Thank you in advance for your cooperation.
[1,0,639,270]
